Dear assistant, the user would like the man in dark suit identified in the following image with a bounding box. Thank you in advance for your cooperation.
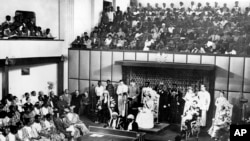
[57,96,68,114]
[124,114,138,132]
[70,90,82,115]
[62,89,72,106]
[53,112,72,140]
[157,82,170,123]
[91,32,101,48]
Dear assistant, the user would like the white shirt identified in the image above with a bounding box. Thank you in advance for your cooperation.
[30,96,38,105]
[144,39,154,51]
[34,108,41,115]
[43,120,52,131]
[95,85,104,97]
[0,133,6,141]
[41,107,49,116]
[116,84,128,95]
[168,27,175,33]
[111,119,117,129]
[128,122,133,131]
[31,122,42,133]
[105,38,112,46]
[16,129,23,140]
[7,133,16,141]
[107,11,114,22]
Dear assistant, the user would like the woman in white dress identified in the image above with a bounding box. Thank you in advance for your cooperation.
[136,91,154,129]
[183,86,196,114]
[214,91,228,120]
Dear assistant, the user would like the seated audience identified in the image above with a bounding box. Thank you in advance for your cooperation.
[0,90,94,141]
[108,112,122,129]
[69,1,250,55]
[63,108,89,136]
[43,28,53,38]
[101,90,112,124]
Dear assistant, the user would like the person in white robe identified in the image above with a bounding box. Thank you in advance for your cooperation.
[197,84,211,127]
[183,86,196,114]
[136,90,154,129]
[116,80,128,117]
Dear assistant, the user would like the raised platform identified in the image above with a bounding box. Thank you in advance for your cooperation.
[139,123,170,133]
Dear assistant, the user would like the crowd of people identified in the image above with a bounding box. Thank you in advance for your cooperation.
[0,90,89,141]
[93,78,234,140]
[71,1,250,55]
[94,80,212,133]
[0,14,53,39]
[0,79,233,140]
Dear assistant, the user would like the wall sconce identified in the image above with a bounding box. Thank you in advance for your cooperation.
[5,57,16,66]
[5,57,9,65]
[61,55,65,62]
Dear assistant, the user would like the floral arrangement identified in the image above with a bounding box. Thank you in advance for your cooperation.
[47,81,54,90]
[109,96,116,108]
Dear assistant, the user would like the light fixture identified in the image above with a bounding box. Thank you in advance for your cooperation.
[5,57,9,65]
[61,55,65,62]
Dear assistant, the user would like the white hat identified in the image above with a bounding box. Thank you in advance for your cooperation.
[64,108,70,112]
[112,112,118,116]
[127,114,135,120]
[103,90,109,94]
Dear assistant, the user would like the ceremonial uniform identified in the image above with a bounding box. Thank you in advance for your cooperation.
[197,90,211,126]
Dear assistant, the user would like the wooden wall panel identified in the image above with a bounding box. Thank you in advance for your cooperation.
[124,52,135,60]
[215,56,229,90]
[79,80,89,93]
[101,51,112,81]
[174,54,186,63]
[243,93,250,116]
[112,52,123,82]
[148,53,157,61]
[187,55,200,64]
[90,51,101,80]
[229,57,244,92]
[201,55,215,65]
[227,91,241,123]
[165,53,174,62]
[244,58,250,92]
[68,50,79,79]
[69,79,78,93]
[136,52,148,61]
[79,50,90,79]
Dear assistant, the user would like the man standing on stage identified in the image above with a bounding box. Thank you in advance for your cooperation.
[116,80,128,117]
[169,84,184,123]
[157,82,170,122]
[106,80,116,109]
[197,84,211,127]
[141,81,151,103]
[95,81,104,101]
[128,79,139,114]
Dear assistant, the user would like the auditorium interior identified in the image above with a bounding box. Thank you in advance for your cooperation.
[1,0,250,141]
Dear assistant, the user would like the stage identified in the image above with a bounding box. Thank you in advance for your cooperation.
[139,123,170,133]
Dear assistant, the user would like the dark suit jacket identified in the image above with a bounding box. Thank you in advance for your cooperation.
[53,117,71,138]
[124,121,139,132]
